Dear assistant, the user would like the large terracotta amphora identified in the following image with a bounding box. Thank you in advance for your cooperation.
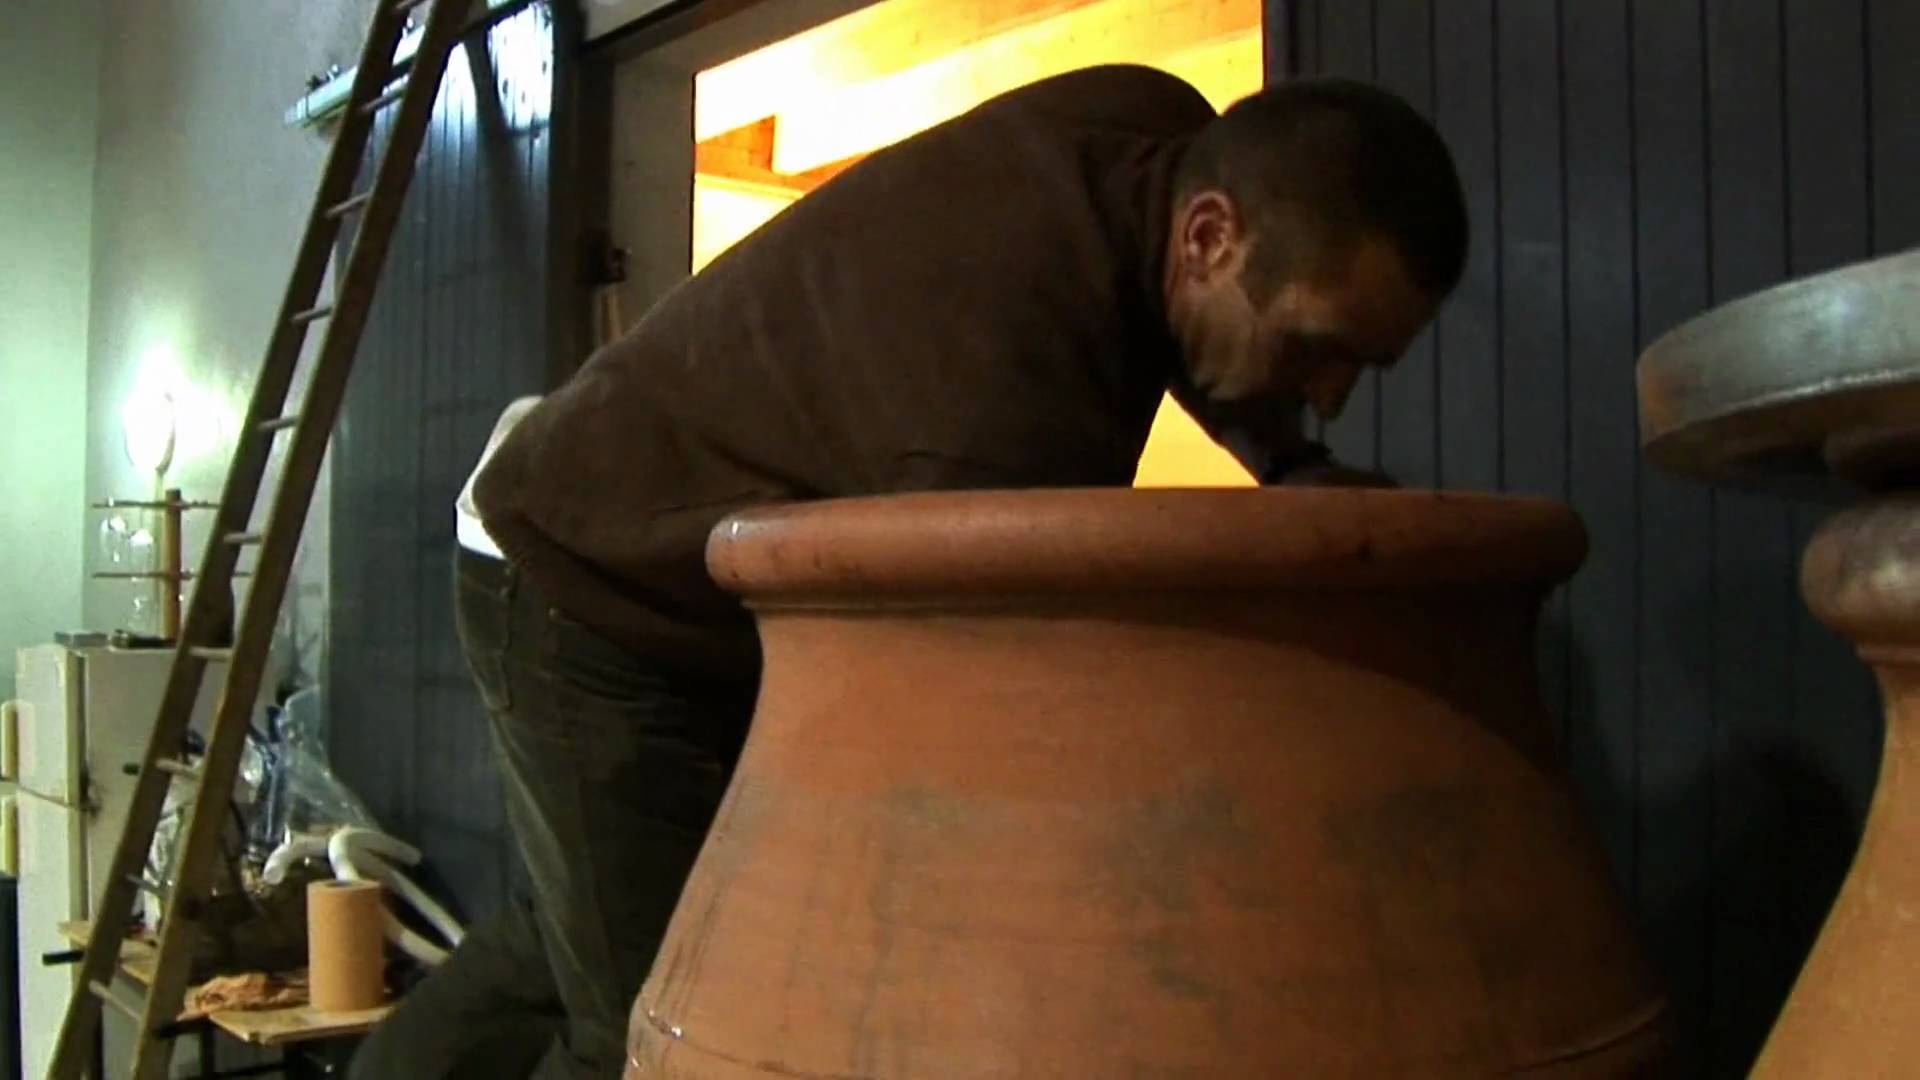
[628,488,1666,1077]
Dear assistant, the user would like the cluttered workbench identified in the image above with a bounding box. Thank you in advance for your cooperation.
[60,920,392,1069]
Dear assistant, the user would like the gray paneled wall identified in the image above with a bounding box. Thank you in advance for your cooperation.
[1273,0,1917,1073]
[329,4,557,921]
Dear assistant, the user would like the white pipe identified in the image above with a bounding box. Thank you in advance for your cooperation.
[330,828,465,946]
[328,826,423,870]
[344,853,454,968]
[263,827,467,967]
[262,835,331,885]
[328,827,466,967]
[284,0,522,128]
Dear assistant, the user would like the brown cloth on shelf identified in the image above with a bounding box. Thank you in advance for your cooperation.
[182,972,308,1020]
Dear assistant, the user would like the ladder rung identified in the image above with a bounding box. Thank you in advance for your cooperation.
[326,192,373,219]
[126,874,168,898]
[361,82,410,114]
[224,531,265,546]
[258,414,301,433]
[154,757,200,780]
[190,647,234,663]
[89,980,145,1021]
[291,304,334,325]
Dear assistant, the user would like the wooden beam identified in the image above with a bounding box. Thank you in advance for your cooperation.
[768,0,1259,173]
[694,0,1104,140]
[695,118,861,194]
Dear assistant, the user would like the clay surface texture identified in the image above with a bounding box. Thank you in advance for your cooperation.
[627,489,1666,1077]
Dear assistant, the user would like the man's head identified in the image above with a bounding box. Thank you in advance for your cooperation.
[1164,78,1468,422]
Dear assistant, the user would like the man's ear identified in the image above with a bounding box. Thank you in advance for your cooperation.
[1177,191,1244,284]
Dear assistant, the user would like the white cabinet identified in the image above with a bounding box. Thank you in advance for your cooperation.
[6,645,232,1080]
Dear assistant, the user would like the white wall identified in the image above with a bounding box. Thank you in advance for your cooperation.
[0,1,105,698]
[83,0,377,686]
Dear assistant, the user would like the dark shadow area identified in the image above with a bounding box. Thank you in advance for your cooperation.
[1558,589,1874,1078]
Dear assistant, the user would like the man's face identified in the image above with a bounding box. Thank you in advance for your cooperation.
[1166,194,1437,421]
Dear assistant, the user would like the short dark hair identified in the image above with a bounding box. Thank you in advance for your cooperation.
[1175,78,1469,301]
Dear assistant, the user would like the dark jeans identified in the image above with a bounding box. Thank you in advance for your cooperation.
[351,550,757,1079]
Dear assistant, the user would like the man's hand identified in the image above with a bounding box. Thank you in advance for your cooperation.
[1159,370,1400,490]
[1276,461,1399,488]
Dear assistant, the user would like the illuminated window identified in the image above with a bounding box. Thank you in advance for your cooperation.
[691,0,1263,486]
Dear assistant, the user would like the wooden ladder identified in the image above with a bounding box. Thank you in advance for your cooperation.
[48,1,472,1075]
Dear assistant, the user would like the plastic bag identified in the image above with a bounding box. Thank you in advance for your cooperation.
[268,685,379,841]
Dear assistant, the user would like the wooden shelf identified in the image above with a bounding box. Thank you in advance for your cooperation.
[59,921,394,1047]
[90,499,220,511]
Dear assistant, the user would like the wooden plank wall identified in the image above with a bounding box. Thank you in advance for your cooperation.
[329,4,557,922]
[1274,0,1918,1072]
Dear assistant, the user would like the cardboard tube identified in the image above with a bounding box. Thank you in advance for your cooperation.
[308,879,386,1011]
